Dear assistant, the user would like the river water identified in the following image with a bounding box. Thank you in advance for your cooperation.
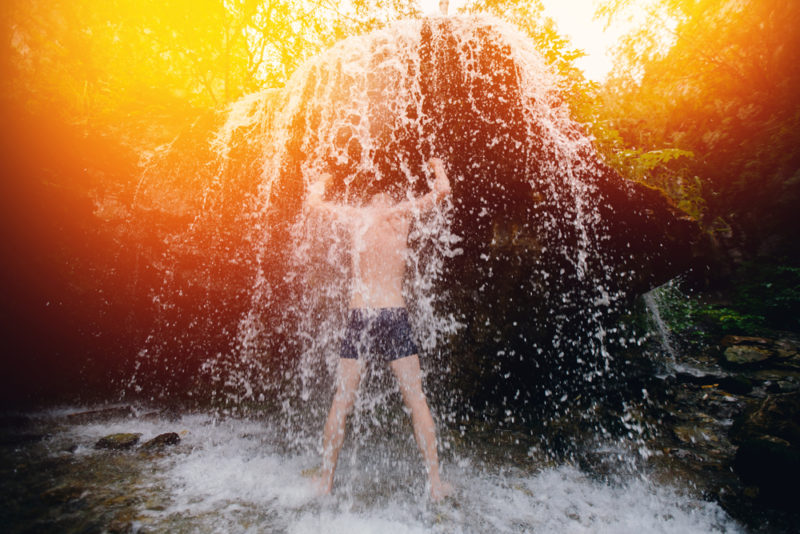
[2,407,743,533]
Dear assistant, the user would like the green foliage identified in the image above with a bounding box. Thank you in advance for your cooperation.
[646,282,715,345]
[620,148,693,175]
[595,0,800,260]
[692,306,765,337]
[734,263,800,332]
[651,262,800,344]
[3,0,420,126]
[648,284,762,345]
[1,0,422,195]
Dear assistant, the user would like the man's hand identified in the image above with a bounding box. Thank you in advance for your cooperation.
[307,173,332,206]
[428,158,451,198]
[428,157,445,175]
[308,180,325,200]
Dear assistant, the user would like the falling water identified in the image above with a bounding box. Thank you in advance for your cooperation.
[131,13,634,423]
[644,289,679,365]
[643,281,721,378]
[102,14,744,532]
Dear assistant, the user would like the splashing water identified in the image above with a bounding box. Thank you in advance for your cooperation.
[0,408,745,533]
[643,280,720,378]
[122,13,712,521]
[644,289,679,365]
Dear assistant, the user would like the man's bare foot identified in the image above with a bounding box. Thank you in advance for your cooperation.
[310,469,333,497]
[430,480,453,503]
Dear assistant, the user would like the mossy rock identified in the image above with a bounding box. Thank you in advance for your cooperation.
[723,345,773,365]
[732,391,800,444]
[140,432,180,450]
[95,433,142,450]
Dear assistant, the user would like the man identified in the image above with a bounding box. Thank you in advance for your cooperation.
[306,158,452,502]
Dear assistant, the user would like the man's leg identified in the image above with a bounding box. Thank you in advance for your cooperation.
[314,357,363,495]
[390,354,451,501]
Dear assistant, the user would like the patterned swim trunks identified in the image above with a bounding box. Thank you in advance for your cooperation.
[340,307,419,361]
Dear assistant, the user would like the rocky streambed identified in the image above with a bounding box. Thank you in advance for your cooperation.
[0,407,186,533]
[0,409,743,533]
[1,335,798,533]
[638,334,800,532]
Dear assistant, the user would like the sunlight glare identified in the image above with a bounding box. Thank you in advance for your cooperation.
[418,0,652,82]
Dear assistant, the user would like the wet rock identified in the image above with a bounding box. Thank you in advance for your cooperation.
[67,406,135,424]
[774,380,799,393]
[144,496,168,511]
[751,369,800,382]
[775,348,798,360]
[720,336,800,370]
[664,447,705,463]
[674,423,719,446]
[723,345,772,366]
[0,415,32,428]
[674,371,726,386]
[578,449,641,479]
[775,338,800,360]
[733,436,800,509]
[140,432,180,450]
[782,354,800,370]
[41,484,88,504]
[106,521,134,534]
[718,375,753,395]
[95,433,142,450]
[648,336,800,523]
[732,391,800,445]
[721,336,773,348]
[137,407,183,422]
[107,512,150,534]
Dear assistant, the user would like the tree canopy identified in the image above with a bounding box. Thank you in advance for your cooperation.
[594,0,800,263]
[2,0,420,144]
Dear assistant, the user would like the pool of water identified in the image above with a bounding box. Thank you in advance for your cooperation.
[0,407,745,533]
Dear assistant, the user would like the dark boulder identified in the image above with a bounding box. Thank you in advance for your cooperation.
[734,436,800,509]
[94,433,141,450]
[140,432,180,450]
[733,391,800,445]
[129,16,703,406]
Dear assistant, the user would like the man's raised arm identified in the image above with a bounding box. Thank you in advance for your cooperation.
[401,158,451,214]
[306,173,342,216]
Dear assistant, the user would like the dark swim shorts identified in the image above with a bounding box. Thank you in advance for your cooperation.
[340,308,419,361]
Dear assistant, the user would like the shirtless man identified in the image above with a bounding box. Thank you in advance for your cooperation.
[307,158,452,501]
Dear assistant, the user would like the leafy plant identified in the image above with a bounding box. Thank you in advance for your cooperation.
[648,261,800,347]
[595,0,800,261]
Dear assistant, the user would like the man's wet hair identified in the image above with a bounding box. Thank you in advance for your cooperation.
[322,167,428,206]
[321,147,433,205]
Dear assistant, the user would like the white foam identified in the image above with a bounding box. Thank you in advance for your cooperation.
[54,412,742,533]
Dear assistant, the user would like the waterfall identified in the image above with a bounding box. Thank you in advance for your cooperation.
[2,14,744,533]
[129,15,698,452]
[643,290,678,365]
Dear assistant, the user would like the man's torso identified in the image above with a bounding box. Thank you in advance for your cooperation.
[349,206,410,308]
